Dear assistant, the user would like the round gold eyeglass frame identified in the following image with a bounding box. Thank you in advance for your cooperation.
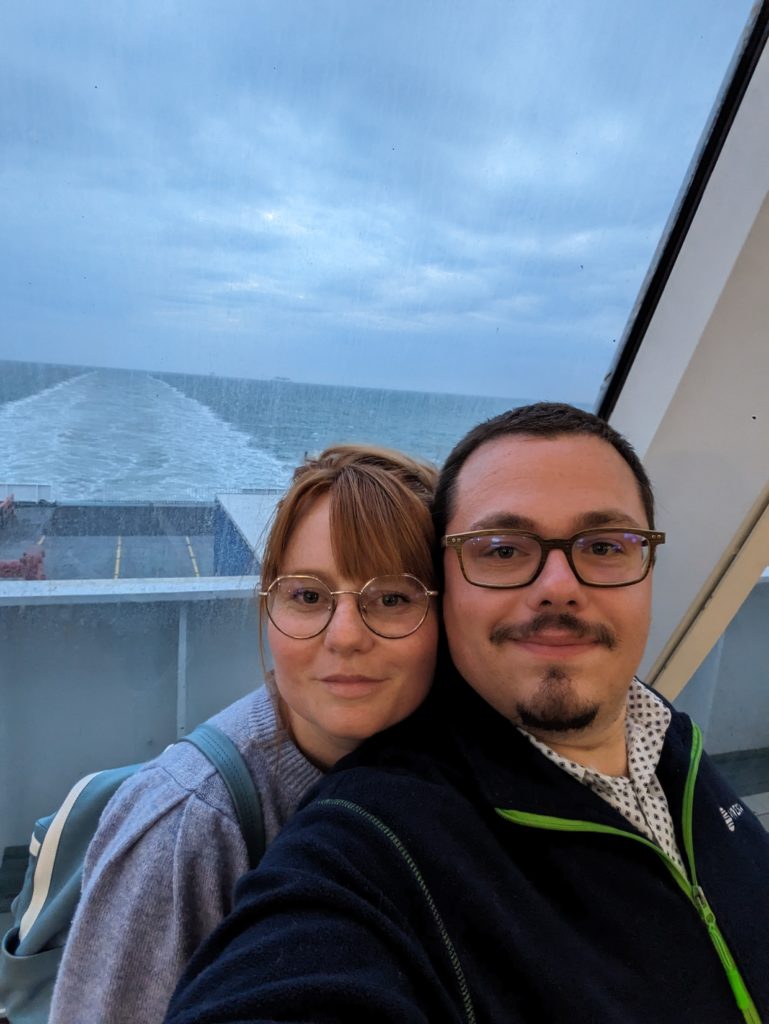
[259,573,439,639]
[442,528,666,589]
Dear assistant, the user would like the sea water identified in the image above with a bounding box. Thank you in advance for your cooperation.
[0,361,531,501]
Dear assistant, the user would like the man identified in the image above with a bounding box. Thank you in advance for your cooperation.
[166,404,769,1024]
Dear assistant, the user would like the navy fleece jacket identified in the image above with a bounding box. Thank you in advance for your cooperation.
[166,685,769,1023]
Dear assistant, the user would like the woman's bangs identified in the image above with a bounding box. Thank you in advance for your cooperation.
[329,476,434,584]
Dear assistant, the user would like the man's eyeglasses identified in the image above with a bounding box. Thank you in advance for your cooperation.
[442,528,666,589]
[260,574,438,639]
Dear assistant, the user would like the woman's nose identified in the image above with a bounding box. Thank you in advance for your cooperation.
[323,594,374,650]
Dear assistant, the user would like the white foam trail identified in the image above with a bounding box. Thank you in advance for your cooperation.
[0,370,94,413]
[0,370,293,500]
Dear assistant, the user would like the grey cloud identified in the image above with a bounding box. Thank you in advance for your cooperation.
[0,0,756,399]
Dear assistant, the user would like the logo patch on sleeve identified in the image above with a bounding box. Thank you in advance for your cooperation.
[719,802,744,831]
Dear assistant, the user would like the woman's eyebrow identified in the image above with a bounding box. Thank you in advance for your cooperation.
[277,569,326,579]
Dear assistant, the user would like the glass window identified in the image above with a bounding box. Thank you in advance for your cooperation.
[676,570,769,826]
[0,0,760,868]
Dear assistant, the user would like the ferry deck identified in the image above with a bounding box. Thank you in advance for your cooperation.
[0,502,215,580]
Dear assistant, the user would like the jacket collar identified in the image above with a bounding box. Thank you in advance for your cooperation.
[349,673,694,832]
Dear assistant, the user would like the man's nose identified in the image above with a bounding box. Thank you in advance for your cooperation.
[526,548,586,607]
[323,594,374,650]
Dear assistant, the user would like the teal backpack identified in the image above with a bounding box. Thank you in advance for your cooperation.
[0,723,264,1024]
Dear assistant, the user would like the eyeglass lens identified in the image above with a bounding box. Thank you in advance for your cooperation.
[266,575,430,638]
[460,531,651,586]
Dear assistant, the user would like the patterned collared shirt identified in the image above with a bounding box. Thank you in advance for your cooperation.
[519,678,687,875]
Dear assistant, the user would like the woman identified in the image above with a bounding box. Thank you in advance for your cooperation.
[50,444,439,1024]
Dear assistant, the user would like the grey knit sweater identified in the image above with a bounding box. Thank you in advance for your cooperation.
[49,686,322,1024]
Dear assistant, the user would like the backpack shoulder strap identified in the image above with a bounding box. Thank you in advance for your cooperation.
[14,763,141,950]
[180,723,265,867]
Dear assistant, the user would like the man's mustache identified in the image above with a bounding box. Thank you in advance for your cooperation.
[490,612,617,650]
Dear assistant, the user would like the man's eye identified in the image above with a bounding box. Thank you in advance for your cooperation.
[478,538,529,559]
[487,545,517,559]
[467,535,536,562]
[586,541,624,557]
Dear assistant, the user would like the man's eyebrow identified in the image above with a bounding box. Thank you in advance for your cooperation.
[575,509,645,530]
[464,509,644,533]
[468,513,538,531]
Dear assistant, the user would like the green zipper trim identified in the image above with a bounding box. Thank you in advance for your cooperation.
[496,723,760,1024]
[681,721,703,879]
[682,726,760,1023]
[316,798,476,1024]
[495,806,691,895]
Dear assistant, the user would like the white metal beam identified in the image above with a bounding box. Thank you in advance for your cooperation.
[0,576,258,606]
[610,41,769,698]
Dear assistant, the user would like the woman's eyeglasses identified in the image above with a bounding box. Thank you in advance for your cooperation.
[260,573,438,639]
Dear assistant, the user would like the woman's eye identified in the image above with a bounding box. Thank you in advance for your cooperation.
[293,588,321,604]
[380,591,408,607]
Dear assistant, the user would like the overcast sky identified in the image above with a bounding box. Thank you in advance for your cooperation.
[0,0,754,401]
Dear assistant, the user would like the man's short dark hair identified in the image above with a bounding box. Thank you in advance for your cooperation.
[433,402,655,543]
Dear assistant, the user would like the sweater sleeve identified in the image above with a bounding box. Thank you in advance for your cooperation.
[164,795,473,1024]
[49,762,250,1024]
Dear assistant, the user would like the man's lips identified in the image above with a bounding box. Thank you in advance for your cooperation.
[490,613,617,650]
[520,633,598,647]
[514,634,600,658]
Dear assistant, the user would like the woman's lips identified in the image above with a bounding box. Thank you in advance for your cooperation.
[319,674,386,696]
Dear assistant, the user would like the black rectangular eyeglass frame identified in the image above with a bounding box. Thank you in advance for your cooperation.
[441,528,666,589]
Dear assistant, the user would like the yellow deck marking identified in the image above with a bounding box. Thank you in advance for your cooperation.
[37,535,46,546]
[185,535,201,577]
[113,535,123,579]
